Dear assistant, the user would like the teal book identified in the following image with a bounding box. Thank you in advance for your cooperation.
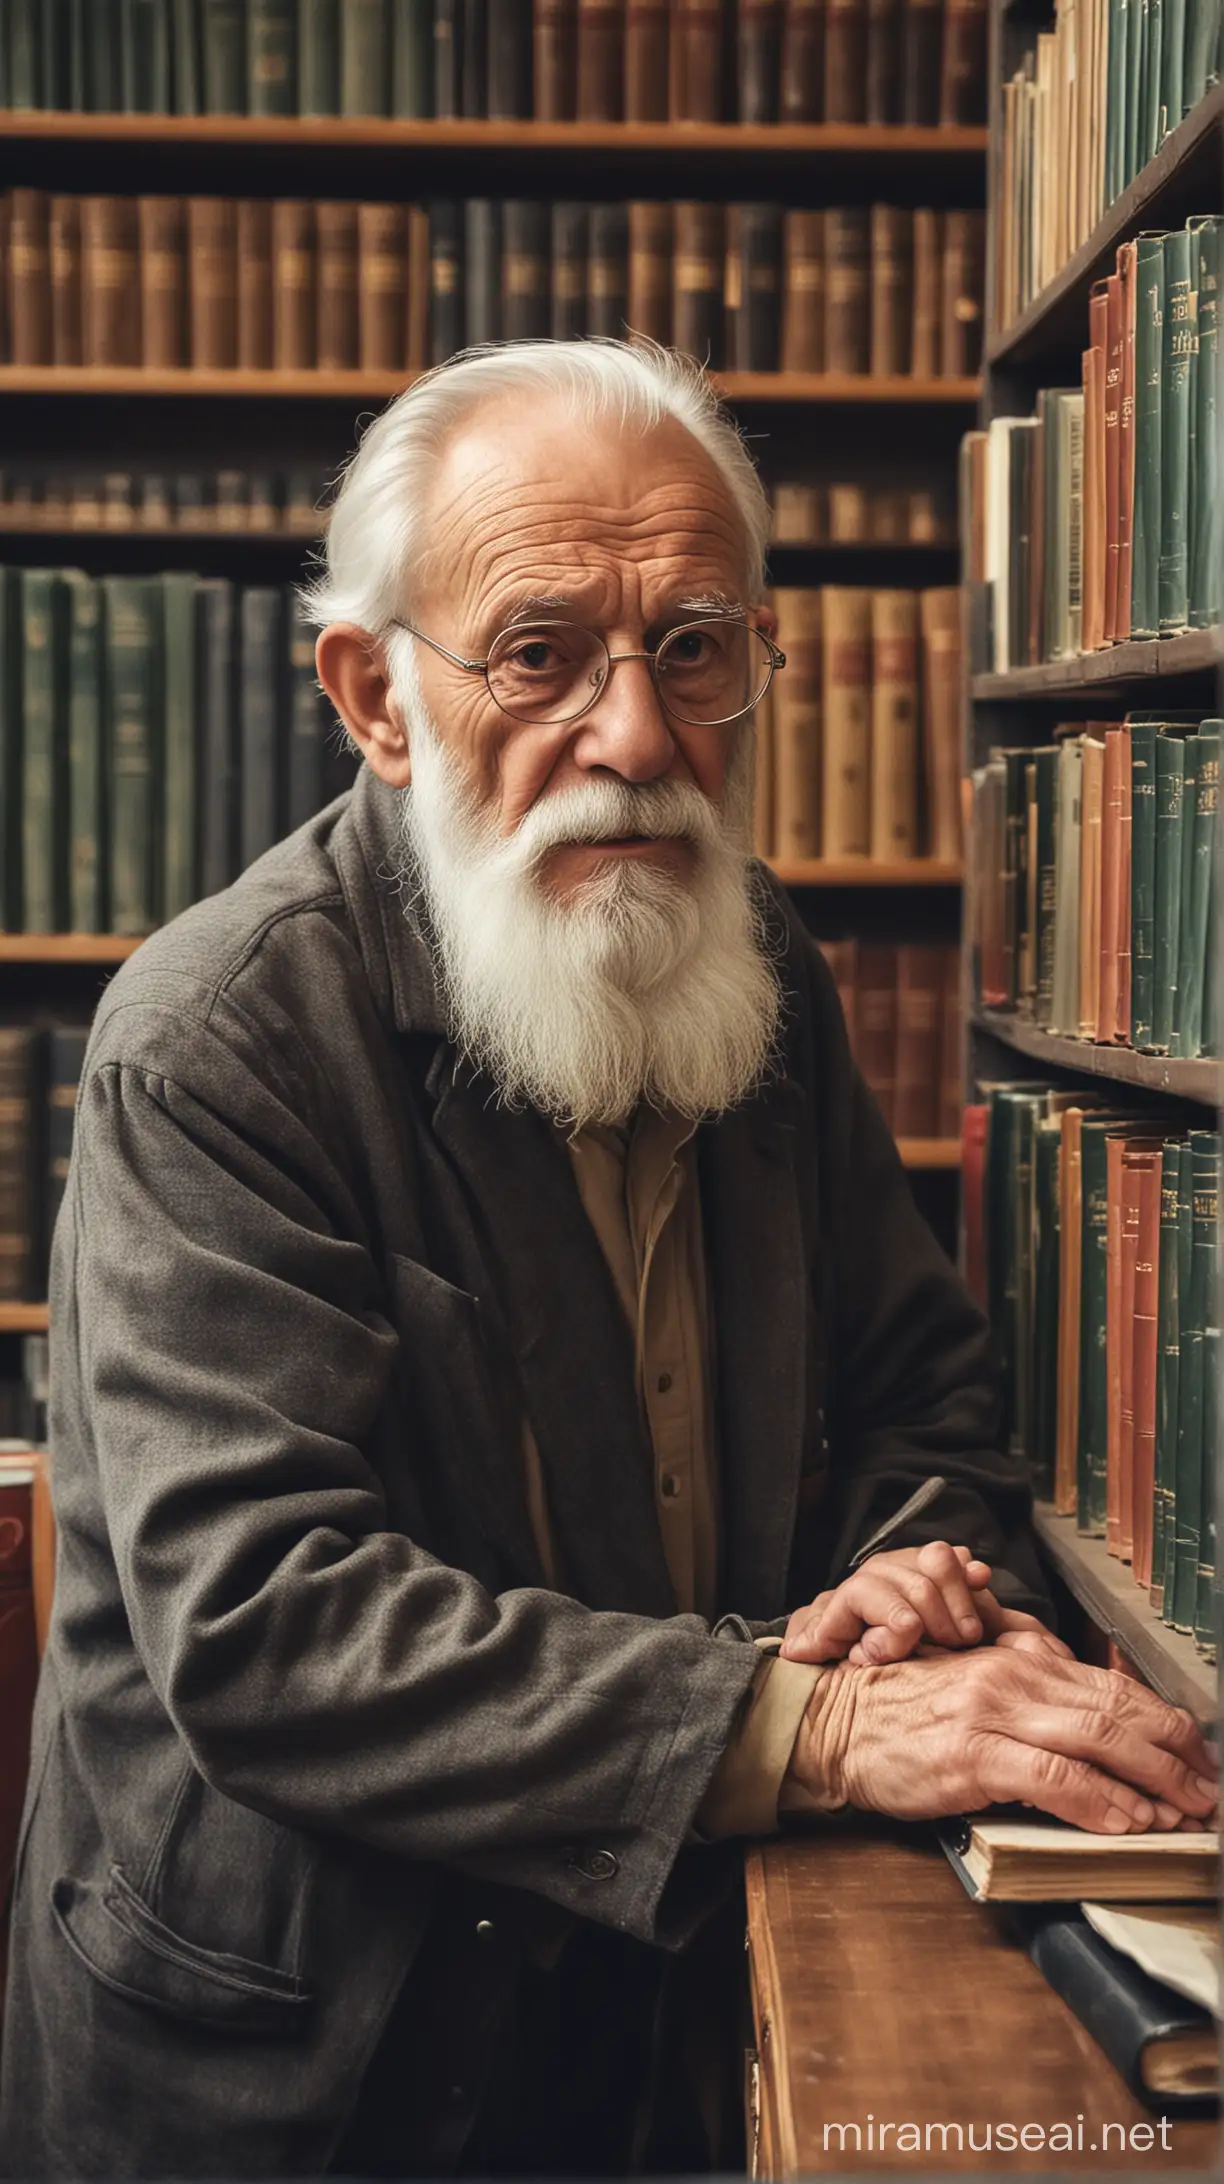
[1177,719,1218,1057]
[1032,1117,1062,1499]
[1033,747,1059,1026]
[101,576,162,936]
[41,0,71,108]
[1126,0,1146,181]
[1151,730,1185,1049]
[1187,216,1220,630]
[1183,0,1221,106]
[1150,1136,1184,1612]
[20,569,69,934]
[123,0,172,109]
[299,0,340,111]
[1080,1118,1121,1533]
[84,0,123,109]
[160,572,199,922]
[392,0,432,114]
[1130,232,1165,640]
[1129,718,1158,1044]
[1194,1144,1219,1654]
[1141,0,1165,165]
[172,0,201,111]
[1164,1136,1196,1621]
[1157,226,1193,633]
[1201,736,1220,1056]
[248,0,296,114]
[1168,1131,1214,1630]
[1160,0,1186,130]
[200,0,246,111]
[63,569,105,933]
[0,570,21,930]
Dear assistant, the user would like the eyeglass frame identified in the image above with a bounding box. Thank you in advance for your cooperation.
[388,613,787,729]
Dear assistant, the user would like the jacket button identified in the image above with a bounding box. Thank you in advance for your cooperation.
[475,1919,495,1940]
[567,1848,619,1881]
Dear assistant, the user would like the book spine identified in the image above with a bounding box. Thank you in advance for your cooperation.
[461,0,487,116]
[730,203,782,372]
[433,0,461,117]
[893,943,943,1138]
[8,191,51,367]
[1130,231,1165,640]
[533,0,577,119]
[670,0,727,121]
[1187,216,1221,630]
[549,201,588,341]
[287,599,325,833]
[780,208,823,372]
[139,194,186,367]
[1150,731,1185,1051]
[1158,225,1194,635]
[938,946,962,1140]
[392,0,433,114]
[577,0,624,120]
[236,198,273,369]
[1129,719,1158,1046]
[248,0,297,115]
[1160,0,1186,134]
[1034,746,1058,1024]
[124,0,173,112]
[160,573,199,922]
[187,195,238,368]
[1151,1137,1183,1611]
[626,201,673,346]
[1170,734,1199,1055]
[779,0,824,119]
[1195,1276,1218,1653]
[940,0,987,124]
[315,200,360,369]
[869,203,912,376]
[357,202,408,368]
[672,202,724,367]
[1117,240,1138,635]
[626,0,670,119]
[406,202,429,367]
[20,571,69,935]
[239,588,282,872]
[868,588,919,859]
[940,209,985,378]
[825,0,867,120]
[64,572,105,934]
[1054,1109,1083,1512]
[44,1031,88,1291]
[1177,720,1219,1058]
[49,196,82,367]
[1142,0,1166,161]
[7,0,42,107]
[587,200,628,338]
[820,586,871,857]
[865,0,900,123]
[501,199,550,342]
[271,199,316,369]
[299,0,341,112]
[1103,272,1124,640]
[738,0,782,122]
[910,206,942,378]
[102,575,161,936]
[771,586,822,860]
[81,194,141,366]
[0,1033,35,1300]
[486,0,531,114]
[918,587,963,861]
[341,0,391,112]
[900,0,941,124]
[197,579,238,895]
[1079,1122,1112,1533]
[824,206,869,374]
[200,0,246,110]
[468,198,504,344]
[428,199,464,363]
[1169,1132,1212,1628]
[855,944,898,1127]
[1032,1119,1061,1499]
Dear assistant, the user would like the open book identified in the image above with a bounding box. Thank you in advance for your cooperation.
[939,1815,1219,1903]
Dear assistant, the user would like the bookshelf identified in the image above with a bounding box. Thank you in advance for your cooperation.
[0,367,983,404]
[968,0,1223,1701]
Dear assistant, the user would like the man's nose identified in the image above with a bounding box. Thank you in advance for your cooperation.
[569,653,677,783]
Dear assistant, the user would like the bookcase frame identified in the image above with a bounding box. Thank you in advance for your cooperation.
[968,0,1224,1724]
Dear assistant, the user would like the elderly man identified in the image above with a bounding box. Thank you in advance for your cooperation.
[1,341,1215,2182]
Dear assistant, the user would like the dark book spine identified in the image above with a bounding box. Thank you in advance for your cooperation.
[626,0,670,119]
[730,202,783,372]
[865,0,901,122]
[577,0,624,119]
[172,0,203,113]
[236,198,274,368]
[160,571,199,922]
[123,0,173,112]
[670,0,727,120]
[45,1029,88,1289]
[200,0,247,111]
[392,0,434,112]
[0,572,21,932]
[239,588,283,871]
[1188,216,1221,630]
[357,202,409,368]
[64,570,105,934]
[824,0,867,121]
[550,201,588,338]
[315,199,360,369]
[869,203,913,375]
[20,570,69,935]
[0,1032,36,1302]
[738,0,782,121]
[939,0,986,123]
[587,200,628,337]
[197,579,239,895]
[248,0,297,115]
[428,199,464,362]
[8,0,43,107]
[139,193,187,367]
[461,0,487,113]
[781,206,823,370]
[486,0,530,112]
[187,194,239,368]
[9,190,52,367]
[824,205,870,374]
[533,0,576,117]
[900,0,942,123]
[1158,224,1193,635]
[433,0,462,116]
[627,199,672,344]
[287,598,325,833]
[341,0,391,112]
[101,574,161,936]
[300,0,341,111]
[464,199,502,346]
[672,201,724,367]
[502,199,550,341]
[271,198,316,369]
[49,196,82,366]
[779,0,824,119]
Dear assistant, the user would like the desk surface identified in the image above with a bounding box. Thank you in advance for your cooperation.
[745,1820,1220,2176]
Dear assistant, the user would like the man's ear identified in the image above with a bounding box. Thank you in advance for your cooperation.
[315,623,412,788]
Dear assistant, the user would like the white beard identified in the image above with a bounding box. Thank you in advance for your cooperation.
[395,704,782,1129]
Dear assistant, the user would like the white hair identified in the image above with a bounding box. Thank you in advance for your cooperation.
[299,339,770,634]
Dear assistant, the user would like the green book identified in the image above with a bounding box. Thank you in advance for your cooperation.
[1032,1117,1062,1499]
[41,0,71,108]
[1160,0,1186,130]
[1000,747,1029,1008]
[1168,1131,1214,1630]
[1141,0,1165,165]
[84,0,124,110]
[63,569,105,933]
[340,0,390,115]
[160,572,199,922]
[1201,754,1219,1057]
[1177,719,1219,1057]
[1187,216,1220,630]
[1130,232,1166,639]
[20,569,69,934]
[200,0,246,111]
[248,0,296,115]
[123,0,172,110]
[8,0,40,106]
[1151,731,1185,1049]
[66,0,89,107]
[172,0,201,111]
[1169,731,1200,1054]
[1079,1118,1130,1534]
[0,570,21,930]
[1126,0,1146,181]
[1183,0,1220,106]
[1129,718,1158,1044]
[1157,226,1193,633]
[101,576,162,936]
[1164,1136,1196,1620]
[392,0,432,114]
[1050,737,1083,1035]
[1108,0,1130,197]
[299,0,340,111]
[1150,1137,1184,1612]
[1194,1174,1219,1654]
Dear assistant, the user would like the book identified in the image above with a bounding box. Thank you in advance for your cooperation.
[825,0,867,120]
[1130,230,1166,641]
[779,0,824,119]
[820,587,871,857]
[901,0,942,122]
[940,0,987,122]
[1021,1908,1219,2104]
[780,209,823,371]
[357,203,409,370]
[770,586,821,861]
[82,196,139,366]
[550,201,587,342]
[1151,1136,1184,1611]
[673,203,724,367]
[893,944,943,1138]
[300,0,341,112]
[855,944,899,1126]
[534,0,577,118]
[102,576,161,936]
[502,200,549,342]
[49,196,81,367]
[1128,716,1158,1049]
[738,0,782,121]
[315,200,359,370]
[63,570,104,934]
[0,1032,36,1300]
[428,199,463,364]
[486,0,531,115]
[940,1815,1219,1904]
[1158,225,1194,635]
[626,202,672,347]
[160,571,198,923]
[587,201,628,339]
[869,204,912,376]
[577,0,624,120]
[200,0,246,110]
[0,1455,39,1903]
[728,203,783,372]
[868,589,919,858]
[1187,215,1220,631]
[19,569,69,935]
[823,207,869,374]
[626,0,670,119]
[248,0,296,115]
[187,195,237,368]
[341,0,390,113]
[919,587,962,861]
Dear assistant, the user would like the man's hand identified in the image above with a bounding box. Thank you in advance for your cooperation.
[778,1540,1072,1667]
[786,1647,1219,1834]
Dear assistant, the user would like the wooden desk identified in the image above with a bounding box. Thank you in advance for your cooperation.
[745,1820,1220,2176]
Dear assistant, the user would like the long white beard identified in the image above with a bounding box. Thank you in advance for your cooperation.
[395,706,782,1129]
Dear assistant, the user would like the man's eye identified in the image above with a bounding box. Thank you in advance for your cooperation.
[512,640,559,671]
[669,631,707,663]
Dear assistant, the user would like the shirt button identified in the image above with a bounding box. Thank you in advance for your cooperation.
[656,1370,673,1394]
[661,1472,682,1499]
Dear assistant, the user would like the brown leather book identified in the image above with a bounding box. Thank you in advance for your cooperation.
[82,196,140,368]
[1105,271,1125,642]
[918,586,962,860]
[272,199,316,370]
[577,0,625,120]
[236,199,273,370]
[823,207,869,375]
[869,204,912,376]
[625,0,669,118]
[186,197,237,369]
[939,209,984,376]
[939,0,987,123]
[771,586,822,860]
[820,587,872,857]
[893,944,944,1137]
[938,944,962,1141]
[869,588,920,858]
[900,0,942,123]
[626,201,673,345]
[670,0,728,121]
[1077,735,1105,1038]
[866,0,900,122]
[1116,240,1137,640]
[738,0,783,121]
[0,1458,39,1910]
[586,201,628,338]
[8,189,51,366]
[0,1031,33,1300]
[406,205,430,369]
[358,204,409,370]
[828,483,870,539]
[550,202,588,339]
[316,201,359,370]
[502,201,551,341]
[137,197,185,370]
[1129,1145,1162,1588]
[855,944,899,1126]
[1113,722,1132,1043]
[1104,1131,1127,1556]
[780,209,823,372]
[534,0,578,118]
[672,202,724,367]
[1055,1108,1088,1515]
[773,481,824,540]
[728,203,782,371]
[780,0,824,118]
[49,195,82,367]
[824,0,867,120]
[910,207,942,377]
[1079,334,1105,653]
[1096,725,1123,1042]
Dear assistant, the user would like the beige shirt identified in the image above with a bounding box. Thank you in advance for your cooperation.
[519,1106,819,1838]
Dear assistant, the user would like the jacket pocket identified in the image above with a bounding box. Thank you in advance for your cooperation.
[51,1863,313,2037]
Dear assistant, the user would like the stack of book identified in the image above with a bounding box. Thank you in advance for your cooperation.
[770,477,956,543]
[996,0,1223,333]
[0,467,327,533]
[0,0,989,126]
[965,1086,1219,1660]
[969,714,1220,1062]
[963,213,1221,669]
[755,585,963,861]
[0,1024,87,1300]
[0,565,344,937]
[1,189,987,378]
[820,937,961,1137]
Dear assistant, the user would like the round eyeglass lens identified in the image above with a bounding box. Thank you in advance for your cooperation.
[486,623,610,725]
[653,620,774,725]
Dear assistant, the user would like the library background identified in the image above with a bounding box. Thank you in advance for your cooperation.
[0,0,1220,2170]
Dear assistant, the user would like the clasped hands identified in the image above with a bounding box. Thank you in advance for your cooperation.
[778,1540,1219,1836]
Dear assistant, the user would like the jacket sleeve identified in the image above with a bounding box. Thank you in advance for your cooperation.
[798,931,1051,1623]
[60,1015,760,1947]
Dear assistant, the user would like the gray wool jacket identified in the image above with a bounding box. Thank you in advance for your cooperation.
[0,764,1046,2180]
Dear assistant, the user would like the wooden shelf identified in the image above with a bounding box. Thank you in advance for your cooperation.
[974,1008,1220,1105]
[0,934,144,962]
[0,1304,49,1333]
[1033,1506,1218,1726]
[0,367,983,405]
[769,857,963,886]
[0,112,988,156]
[972,626,1222,699]
[989,85,1224,371]
[896,1138,962,1169]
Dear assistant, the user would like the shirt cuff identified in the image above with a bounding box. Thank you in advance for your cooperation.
[692,1653,821,1840]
